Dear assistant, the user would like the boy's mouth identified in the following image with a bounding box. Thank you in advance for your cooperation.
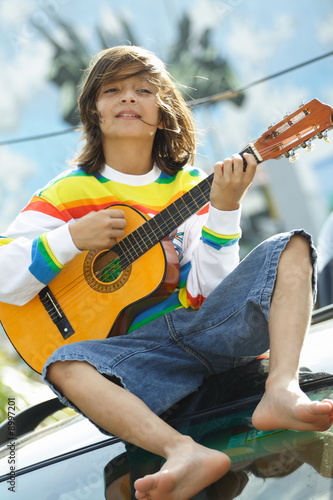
[116,111,142,119]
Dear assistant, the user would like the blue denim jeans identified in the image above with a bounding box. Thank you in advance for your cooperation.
[43,230,317,421]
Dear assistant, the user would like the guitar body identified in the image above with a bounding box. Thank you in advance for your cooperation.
[0,205,180,374]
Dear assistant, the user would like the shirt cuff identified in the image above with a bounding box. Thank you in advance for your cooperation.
[205,204,242,236]
[46,224,82,266]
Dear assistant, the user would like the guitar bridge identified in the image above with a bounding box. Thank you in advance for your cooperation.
[39,287,75,340]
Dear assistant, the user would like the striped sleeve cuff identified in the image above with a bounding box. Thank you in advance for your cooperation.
[201,226,241,249]
[29,225,81,285]
[200,205,242,250]
[29,233,64,284]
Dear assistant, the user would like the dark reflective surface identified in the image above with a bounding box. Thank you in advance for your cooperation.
[104,362,333,500]
[0,361,331,500]
[105,428,333,500]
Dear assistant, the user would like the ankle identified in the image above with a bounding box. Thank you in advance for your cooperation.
[265,371,299,392]
[163,434,196,459]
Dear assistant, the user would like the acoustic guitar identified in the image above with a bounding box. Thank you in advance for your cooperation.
[1,99,332,373]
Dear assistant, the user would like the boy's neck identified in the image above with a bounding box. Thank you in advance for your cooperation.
[103,137,155,175]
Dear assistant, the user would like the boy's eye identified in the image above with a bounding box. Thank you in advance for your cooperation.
[138,88,152,94]
[104,88,118,93]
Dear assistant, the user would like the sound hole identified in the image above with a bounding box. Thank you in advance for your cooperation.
[84,249,131,293]
[96,256,122,283]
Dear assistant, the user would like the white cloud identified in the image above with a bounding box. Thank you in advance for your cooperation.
[0,42,53,131]
[225,13,296,76]
[0,0,61,131]
[0,0,35,27]
[322,86,333,112]
[213,83,308,148]
[317,11,333,45]
[98,2,127,38]
[190,0,231,34]
[0,147,37,231]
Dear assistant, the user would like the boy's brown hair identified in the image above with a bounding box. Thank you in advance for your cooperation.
[73,45,196,175]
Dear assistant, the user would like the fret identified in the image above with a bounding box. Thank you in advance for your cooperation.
[124,232,141,259]
[164,206,180,227]
[115,239,131,268]
[184,178,212,209]
[146,214,166,241]
[136,224,155,248]
[172,197,193,219]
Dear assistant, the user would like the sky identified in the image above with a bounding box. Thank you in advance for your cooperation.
[1,0,333,238]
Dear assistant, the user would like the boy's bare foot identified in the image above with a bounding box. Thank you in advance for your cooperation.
[252,377,333,432]
[134,436,231,500]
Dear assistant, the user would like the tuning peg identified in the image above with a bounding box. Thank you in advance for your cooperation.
[317,130,331,143]
[285,149,300,163]
[323,130,331,144]
[304,140,316,152]
[289,153,300,163]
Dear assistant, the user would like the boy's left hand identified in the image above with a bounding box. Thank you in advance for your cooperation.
[210,153,257,211]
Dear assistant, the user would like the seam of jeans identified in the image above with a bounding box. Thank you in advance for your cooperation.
[165,313,215,376]
[170,303,246,339]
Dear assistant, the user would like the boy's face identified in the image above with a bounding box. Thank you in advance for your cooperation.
[96,72,163,142]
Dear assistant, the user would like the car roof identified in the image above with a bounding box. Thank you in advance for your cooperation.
[1,375,332,500]
[0,306,332,499]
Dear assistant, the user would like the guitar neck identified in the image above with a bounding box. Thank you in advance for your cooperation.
[115,173,213,268]
[114,146,256,268]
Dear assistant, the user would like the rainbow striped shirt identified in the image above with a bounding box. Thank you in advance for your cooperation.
[0,164,241,332]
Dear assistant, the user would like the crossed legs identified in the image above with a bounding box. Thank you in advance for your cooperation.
[46,235,333,500]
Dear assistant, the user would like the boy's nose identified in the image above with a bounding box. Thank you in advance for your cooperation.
[120,90,136,103]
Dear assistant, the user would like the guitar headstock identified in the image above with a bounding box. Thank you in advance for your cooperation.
[251,99,333,163]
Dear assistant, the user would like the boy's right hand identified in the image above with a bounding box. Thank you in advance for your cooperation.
[69,209,126,251]
[210,153,257,212]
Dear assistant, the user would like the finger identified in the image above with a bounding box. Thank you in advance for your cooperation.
[215,158,233,178]
[222,157,233,174]
[231,154,246,175]
[108,208,125,217]
[213,161,223,181]
[110,228,125,238]
[110,217,127,229]
[242,153,257,173]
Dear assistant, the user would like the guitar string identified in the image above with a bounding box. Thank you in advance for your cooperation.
[45,185,211,319]
[50,113,325,299]
[65,191,205,295]
[43,131,320,321]
[252,123,322,158]
[61,190,206,296]
[62,181,210,290]
[44,132,317,324]
[57,117,321,302]
[45,136,314,324]
[50,199,205,316]
[54,204,188,299]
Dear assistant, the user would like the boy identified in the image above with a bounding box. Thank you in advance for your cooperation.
[1,46,332,500]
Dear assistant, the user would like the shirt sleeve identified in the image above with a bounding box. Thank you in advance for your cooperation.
[175,204,242,309]
[0,211,81,306]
